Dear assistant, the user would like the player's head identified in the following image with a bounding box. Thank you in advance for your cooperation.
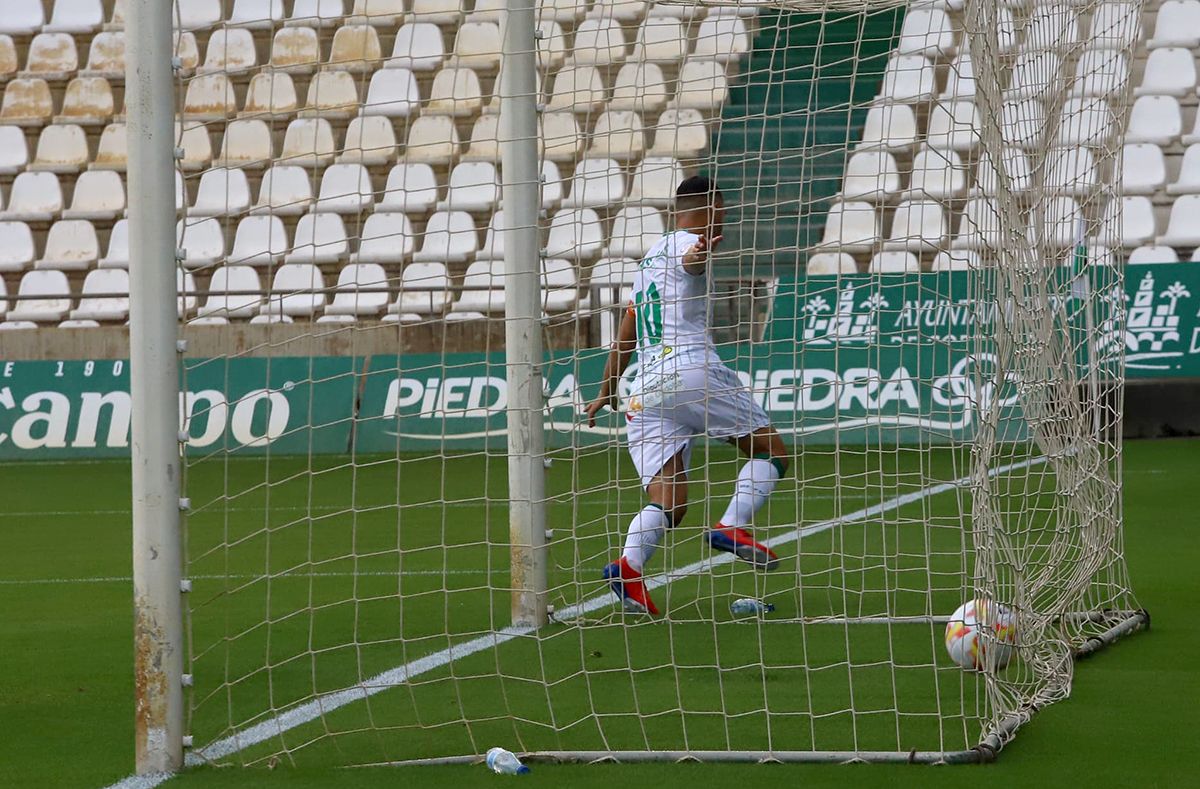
[674,175,724,236]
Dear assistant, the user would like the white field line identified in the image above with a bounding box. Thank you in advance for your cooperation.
[0,570,503,586]
[100,455,1044,789]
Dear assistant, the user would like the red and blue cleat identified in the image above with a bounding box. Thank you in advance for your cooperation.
[707,524,779,571]
[602,556,660,615]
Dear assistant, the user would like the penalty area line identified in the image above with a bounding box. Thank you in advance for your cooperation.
[100,455,1045,789]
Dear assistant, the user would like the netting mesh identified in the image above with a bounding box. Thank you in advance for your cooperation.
[171,0,1143,767]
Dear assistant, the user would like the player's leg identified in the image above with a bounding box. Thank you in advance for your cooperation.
[707,426,788,570]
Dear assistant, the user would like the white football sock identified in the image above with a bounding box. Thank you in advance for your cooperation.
[719,457,782,528]
[621,504,669,573]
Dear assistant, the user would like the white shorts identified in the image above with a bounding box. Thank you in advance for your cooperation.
[625,358,771,489]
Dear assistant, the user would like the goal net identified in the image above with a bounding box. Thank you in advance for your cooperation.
[166,0,1146,768]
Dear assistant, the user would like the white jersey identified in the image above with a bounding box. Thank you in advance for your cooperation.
[629,230,717,369]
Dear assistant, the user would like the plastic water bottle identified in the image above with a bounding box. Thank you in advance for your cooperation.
[730,598,775,617]
[486,747,530,775]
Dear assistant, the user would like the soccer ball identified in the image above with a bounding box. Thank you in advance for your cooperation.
[944,599,1017,671]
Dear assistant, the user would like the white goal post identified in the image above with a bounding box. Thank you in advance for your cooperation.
[122,0,1150,778]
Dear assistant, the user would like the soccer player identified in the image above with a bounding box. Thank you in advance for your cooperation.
[585,176,790,615]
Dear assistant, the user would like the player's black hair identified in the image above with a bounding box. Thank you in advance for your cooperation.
[675,175,723,209]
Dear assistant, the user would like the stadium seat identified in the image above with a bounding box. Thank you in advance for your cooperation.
[805,252,857,275]
[1056,98,1114,147]
[541,160,564,209]
[270,26,321,73]
[390,261,451,315]
[324,262,390,316]
[241,72,299,117]
[173,0,223,30]
[477,209,507,260]
[633,18,687,64]
[289,0,348,28]
[1,171,63,222]
[1127,245,1179,265]
[951,197,1001,250]
[29,124,89,173]
[1022,5,1079,51]
[468,0,505,22]
[1100,196,1156,248]
[1125,95,1180,146]
[1135,48,1195,96]
[62,171,124,221]
[877,54,936,104]
[883,200,946,252]
[183,73,238,120]
[379,163,440,213]
[588,257,637,306]
[198,266,263,320]
[35,219,97,270]
[216,119,275,168]
[1167,145,1200,195]
[281,118,337,167]
[414,210,478,263]
[229,215,289,266]
[605,206,665,258]
[0,0,45,35]
[939,54,975,100]
[287,213,349,264]
[0,36,18,82]
[814,201,878,253]
[897,7,956,58]
[261,263,326,318]
[548,65,606,113]
[229,0,286,29]
[412,0,463,23]
[925,101,979,152]
[339,116,398,166]
[177,123,214,172]
[1,78,54,126]
[404,115,461,164]
[537,19,567,71]
[24,33,78,81]
[389,23,445,72]
[70,268,129,322]
[191,168,253,217]
[362,67,420,117]
[672,60,729,112]
[904,147,965,200]
[427,67,486,117]
[1046,147,1097,197]
[302,71,360,119]
[1091,2,1141,50]
[452,261,504,316]
[974,147,1031,195]
[542,112,584,161]
[546,208,605,261]
[462,114,501,162]
[56,76,114,125]
[647,108,706,158]
[538,0,586,25]
[1040,196,1084,248]
[840,151,901,202]
[588,0,650,23]
[313,163,375,214]
[542,258,578,312]
[1070,49,1128,98]
[628,156,684,207]
[1121,144,1166,196]
[200,28,257,75]
[99,219,129,269]
[7,270,70,322]
[439,161,500,212]
[930,249,980,271]
[1148,0,1200,48]
[0,221,35,271]
[353,212,416,263]
[870,251,921,273]
[1000,99,1045,149]
[253,165,314,216]
[482,65,543,115]
[0,126,28,176]
[693,16,750,63]
[92,123,128,170]
[570,18,628,67]
[452,22,502,71]
[563,158,626,209]
[350,0,406,25]
[610,61,670,113]
[857,103,918,151]
[327,24,382,73]
[1005,51,1060,100]
[177,218,227,269]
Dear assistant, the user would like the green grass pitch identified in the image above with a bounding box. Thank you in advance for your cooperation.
[0,438,1196,788]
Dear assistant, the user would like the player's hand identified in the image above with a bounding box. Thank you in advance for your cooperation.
[682,234,723,270]
[585,392,618,427]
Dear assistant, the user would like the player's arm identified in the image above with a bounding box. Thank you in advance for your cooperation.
[585,306,638,426]
[680,233,723,276]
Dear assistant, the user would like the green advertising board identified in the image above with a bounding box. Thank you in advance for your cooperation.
[0,263,1196,458]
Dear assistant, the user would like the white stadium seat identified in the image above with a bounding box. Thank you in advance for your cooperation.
[452,22,502,71]
[647,109,707,158]
[1100,196,1156,248]
[1125,95,1182,146]
[897,7,956,58]
[633,18,688,64]
[413,210,478,263]
[870,251,921,273]
[542,258,578,312]
[1,172,63,222]
[388,23,445,72]
[36,219,99,270]
[253,165,314,215]
[815,201,879,253]
[0,126,29,175]
[200,28,258,75]
[177,218,227,270]
[29,125,88,174]
[99,219,129,269]
[289,0,347,28]
[1120,144,1166,196]
[930,249,980,271]
[1056,98,1114,147]
[883,200,946,252]
[1006,51,1060,100]
[411,0,463,24]
[806,252,857,275]
[392,262,451,315]
[287,213,349,264]
[0,221,35,272]
[198,266,263,320]
[610,62,670,113]
[548,65,607,113]
[46,0,105,33]
[440,162,500,213]
[404,115,461,164]
[925,101,979,152]
[1070,49,1128,98]
[324,263,390,316]
[877,54,936,103]
[588,257,638,306]
[58,77,115,125]
[693,16,750,63]
[313,163,375,214]
[672,60,729,112]
[25,33,79,81]
[215,119,274,168]
[974,147,1031,195]
[940,53,975,100]
[1127,245,1179,265]
[1148,0,1200,48]
[270,26,321,73]
[563,158,627,209]
[1045,147,1097,197]
[840,151,901,202]
[229,0,286,29]
[70,269,130,322]
[261,263,327,318]
[229,215,289,266]
[628,157,684,207]
[327,24,382,72]
[349,0,405,24]
[353,212,416,263]
[191,168,253,217]
[477,210,507,261]
[605,206,665,258]
[242,72,298,116]
[1040,196,1084,249]
[280,118,336,167]
[1167,145,1200,195]
[82,32,124,79]
[339,116,398,167]
[302,71,360,119]
[1000,99,1045,149]
[904,147,965,199]
[952,197,1001,250]
[546,208,605,261]
[453,261,505,315]
[7,270,71,323]
[379,163,440,214]
[1022,5,1078,52]
[858,103,918,151]
[1091,2,1141,50]
[1136,48,1197,96]
[589,110,647,162]
[570,18,628,67]
[362,68,420,117]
